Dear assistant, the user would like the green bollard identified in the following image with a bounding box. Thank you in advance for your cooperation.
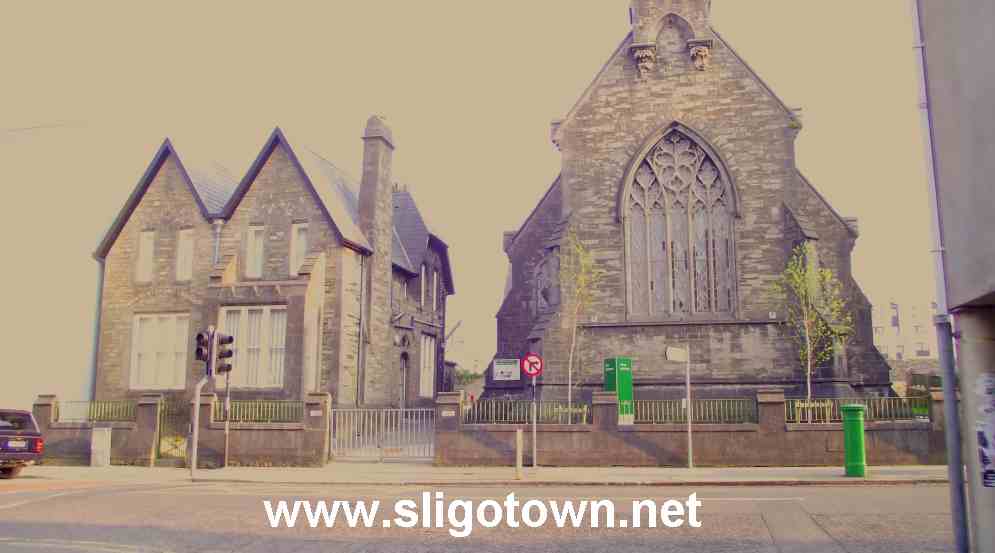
[841,404,867,477]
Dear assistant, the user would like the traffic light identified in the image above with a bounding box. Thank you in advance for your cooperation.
[215,333,234,374]
[195,331,213,363]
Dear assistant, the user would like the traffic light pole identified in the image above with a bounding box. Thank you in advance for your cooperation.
[190,326,216,480]
[189,374,209,480]
[223,373,231,468]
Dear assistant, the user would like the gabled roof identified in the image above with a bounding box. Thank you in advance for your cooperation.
[796,171,859,238]
[221,128,372,253]
[94,139,236,260]
[393,189,454,294]
[552,26,799,145]
[782,203,819,241]
[95,128,439,277]
[300,145,416,273]
[503,175,562,253]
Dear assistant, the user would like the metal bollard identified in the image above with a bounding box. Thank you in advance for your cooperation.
[841,404,867,477]
[515,429,523,480]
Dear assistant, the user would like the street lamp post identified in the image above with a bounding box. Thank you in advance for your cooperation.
[667,345,692,469]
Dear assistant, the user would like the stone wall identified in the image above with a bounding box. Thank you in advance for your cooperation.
[32,393,330,468]
[32,394,160,466]
[435,390,947,467]
[192,392,330,468]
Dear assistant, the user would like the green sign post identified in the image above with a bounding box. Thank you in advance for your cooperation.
[604,357,634,425]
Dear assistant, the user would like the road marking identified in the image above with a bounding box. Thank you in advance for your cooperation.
[0,483,196,511]
[0,490,82,511]
[0,537,175,553]
[697,497,806,502]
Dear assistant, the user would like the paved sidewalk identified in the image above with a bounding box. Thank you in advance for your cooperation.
[22,463,950,487]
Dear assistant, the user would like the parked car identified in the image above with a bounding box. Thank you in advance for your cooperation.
[0,410,44,478]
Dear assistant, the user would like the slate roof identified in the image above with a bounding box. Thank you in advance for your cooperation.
[182,154,238,216]
[94,128,447,282]
[393,190,454,293]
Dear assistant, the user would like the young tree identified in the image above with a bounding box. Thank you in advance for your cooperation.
[773,243,854,419]
[559,227,605,417]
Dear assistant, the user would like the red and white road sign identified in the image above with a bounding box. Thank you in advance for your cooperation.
[521,353,544,378]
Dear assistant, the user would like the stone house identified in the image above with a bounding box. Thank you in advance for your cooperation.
[91,116,454,408]
[489,0,890,401]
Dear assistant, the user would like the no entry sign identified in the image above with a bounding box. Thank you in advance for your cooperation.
[521,353,544,378]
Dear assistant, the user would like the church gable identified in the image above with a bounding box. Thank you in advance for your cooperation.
[552,3,798,151]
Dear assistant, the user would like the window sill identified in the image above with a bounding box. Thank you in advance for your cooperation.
[580,318,780,328]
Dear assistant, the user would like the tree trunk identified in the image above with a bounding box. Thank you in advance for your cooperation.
[566,302,581,423]
[805,327,813,423]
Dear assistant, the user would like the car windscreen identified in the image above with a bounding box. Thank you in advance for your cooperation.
[0,412,38,432]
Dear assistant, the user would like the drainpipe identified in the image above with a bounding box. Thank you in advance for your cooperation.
[911,2,969,551]
[356,253,367,407]
[211,219,224,265]
[88,257,106,400]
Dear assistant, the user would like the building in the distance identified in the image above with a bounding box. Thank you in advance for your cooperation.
[90,117,454,409]
[871,301,939,362]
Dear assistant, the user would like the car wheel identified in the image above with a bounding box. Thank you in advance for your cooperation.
[0,466,23,479]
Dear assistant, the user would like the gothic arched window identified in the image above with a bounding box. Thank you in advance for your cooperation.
[625,127,737,319]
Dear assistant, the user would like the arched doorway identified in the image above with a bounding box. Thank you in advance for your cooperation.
[399,353,409,409]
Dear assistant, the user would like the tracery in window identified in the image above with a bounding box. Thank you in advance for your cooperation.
[626,128,736,318]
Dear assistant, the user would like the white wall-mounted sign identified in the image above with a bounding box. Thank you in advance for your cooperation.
[493,359,521,382]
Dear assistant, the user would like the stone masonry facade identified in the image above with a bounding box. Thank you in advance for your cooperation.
[490,0,890,401]
[92,117,453,409]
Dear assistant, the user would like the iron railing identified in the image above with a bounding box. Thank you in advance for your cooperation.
[461,400,591,425]
[57,400,137,423]
[213,400,305,423]
[331,408,435,460]
[633,399,758,424]
[785,397,931,423]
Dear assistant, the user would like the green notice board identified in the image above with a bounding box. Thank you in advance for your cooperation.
[604,357,634,425]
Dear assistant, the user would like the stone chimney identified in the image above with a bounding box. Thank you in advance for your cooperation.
[358,115,395,406]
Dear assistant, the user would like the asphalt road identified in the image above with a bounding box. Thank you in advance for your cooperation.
[0,476,954,552]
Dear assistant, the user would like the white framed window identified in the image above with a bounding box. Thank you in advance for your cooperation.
[420,264,428,307]
[176,228,194,281]
[290,222,308,276]
[218,305,287,388]
[246,225,265,279]
[419,334,437,398]
[432,270,439,311]
[137,230,155,282]
[130,313,189,390]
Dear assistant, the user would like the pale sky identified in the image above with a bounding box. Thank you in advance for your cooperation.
[0,1,934,409]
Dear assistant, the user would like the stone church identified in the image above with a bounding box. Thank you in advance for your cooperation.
[91,116,454,408]
[489,0,890,400]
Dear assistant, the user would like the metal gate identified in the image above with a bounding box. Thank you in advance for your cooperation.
[330,409,434,460]
[156,398,190,464]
